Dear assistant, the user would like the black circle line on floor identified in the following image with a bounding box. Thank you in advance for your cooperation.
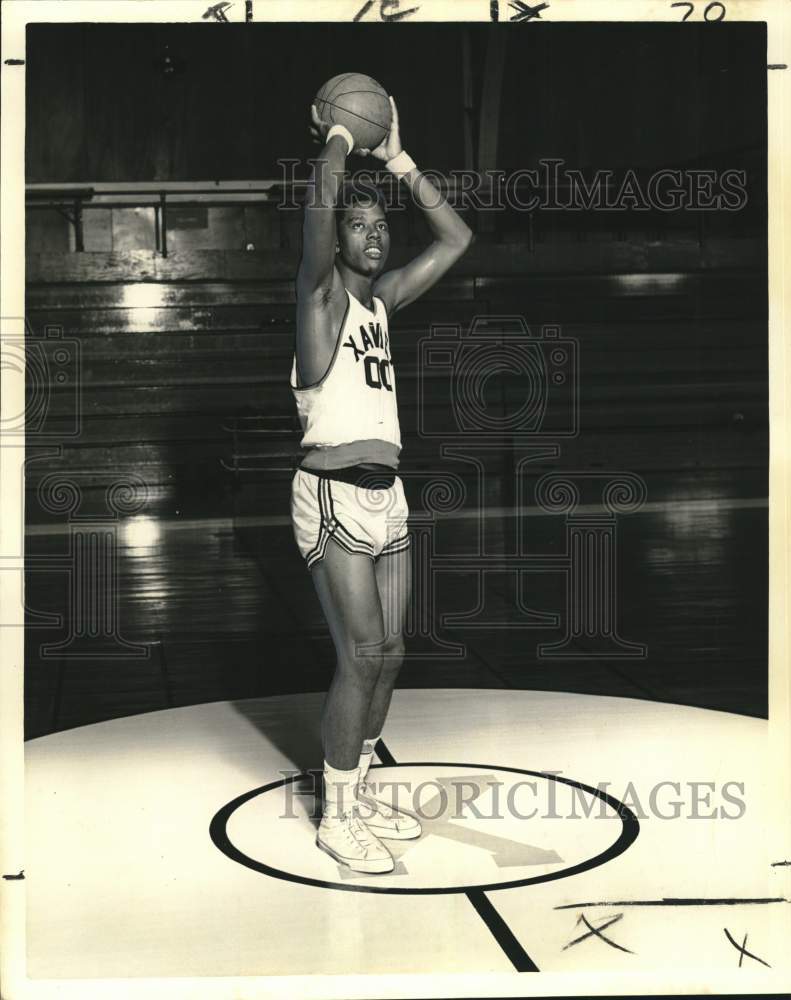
[209,761,641,896]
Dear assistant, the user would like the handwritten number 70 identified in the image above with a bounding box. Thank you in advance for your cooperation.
[671,2,726,20]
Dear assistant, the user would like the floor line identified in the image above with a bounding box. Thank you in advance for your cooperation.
[374,738,539,971]
[555,897,788,909]
[466,889,540,972]
[374,738,397,767]
[25,496,769,537]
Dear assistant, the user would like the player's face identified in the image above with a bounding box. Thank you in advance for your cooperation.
[337,202,390,276]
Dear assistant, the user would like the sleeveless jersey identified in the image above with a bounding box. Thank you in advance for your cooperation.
[290,289,401,465]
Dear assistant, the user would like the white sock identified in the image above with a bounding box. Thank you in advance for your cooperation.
[358,735,381,785]
[323,761,359,819]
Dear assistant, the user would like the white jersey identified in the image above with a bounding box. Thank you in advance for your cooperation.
[290,288,402,457]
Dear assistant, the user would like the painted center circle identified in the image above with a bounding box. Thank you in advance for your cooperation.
[211,762,639,895]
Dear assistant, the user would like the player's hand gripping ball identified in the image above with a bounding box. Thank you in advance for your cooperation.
[311,73,393,154]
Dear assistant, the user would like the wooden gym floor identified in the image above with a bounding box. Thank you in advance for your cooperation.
[25,465,767,739]
[21,460,784,981]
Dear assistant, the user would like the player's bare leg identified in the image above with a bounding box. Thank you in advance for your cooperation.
[356,545,421,840]
[309,539,395,871]
[365,545,411,738]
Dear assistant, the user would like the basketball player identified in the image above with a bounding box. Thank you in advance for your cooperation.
[291,96,473,872]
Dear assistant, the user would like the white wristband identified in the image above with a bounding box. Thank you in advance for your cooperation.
[386,150,417,177]
[326,124,354,157]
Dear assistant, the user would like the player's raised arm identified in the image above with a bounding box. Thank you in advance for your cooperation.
[369,98,474,315]
[297,106,353,296]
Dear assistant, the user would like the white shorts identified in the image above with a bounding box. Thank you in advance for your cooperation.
[291,467,410,569]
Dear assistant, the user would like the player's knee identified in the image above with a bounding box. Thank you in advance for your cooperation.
[342,642,384,686]
[380,634,405,674]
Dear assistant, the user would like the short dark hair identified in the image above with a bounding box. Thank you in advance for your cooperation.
[335,179,387,218]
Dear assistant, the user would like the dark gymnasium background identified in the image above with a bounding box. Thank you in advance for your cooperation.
[24,22,768,738]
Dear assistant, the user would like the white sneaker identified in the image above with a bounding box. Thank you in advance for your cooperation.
[316,803,394,873]
[356,780,422,840]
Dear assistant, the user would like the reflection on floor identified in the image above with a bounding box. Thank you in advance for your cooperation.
[25,468,767,739]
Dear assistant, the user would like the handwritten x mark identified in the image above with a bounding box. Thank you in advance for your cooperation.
[724,928,771,968]
[563,912,634,954]
[509,0,549,21]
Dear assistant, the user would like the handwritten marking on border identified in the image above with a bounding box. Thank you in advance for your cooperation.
[203,1,233,21]
[354,0,420,20]
[671,1,726,20]
[723,928,771,968]
[510,0,548,21]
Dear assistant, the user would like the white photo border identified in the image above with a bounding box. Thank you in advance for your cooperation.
[1,1,789,997]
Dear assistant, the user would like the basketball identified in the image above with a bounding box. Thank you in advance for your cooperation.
[314,73,392,152]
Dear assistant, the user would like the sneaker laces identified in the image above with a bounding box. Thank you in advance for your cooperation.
[346,803,379,848]
[358,781,399,820]
[326,803,380,854]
